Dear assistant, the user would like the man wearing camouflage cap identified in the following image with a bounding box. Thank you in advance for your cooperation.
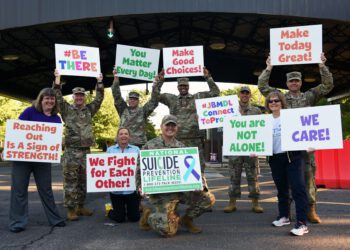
[138,115,212,237]
[258,53,334,223]
[111,69,164,148]
[159,67,220,182]
[224,86,264,214]
[53,69,104,221]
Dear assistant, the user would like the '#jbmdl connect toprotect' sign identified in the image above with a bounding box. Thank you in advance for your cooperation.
[140,147,202,194]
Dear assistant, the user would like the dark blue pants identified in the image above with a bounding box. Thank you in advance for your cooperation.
[109,192,140,223]
[9,162,64,230]
[269,153,308,223]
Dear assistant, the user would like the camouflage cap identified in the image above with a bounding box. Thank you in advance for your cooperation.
[161,115,177,125]
[240,86,251,93]
[72,87,86,95]
[177,77,189,86]
[128,91,140,99]
[286,71,302,81]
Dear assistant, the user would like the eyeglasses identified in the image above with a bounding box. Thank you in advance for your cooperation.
[268,99,281,103]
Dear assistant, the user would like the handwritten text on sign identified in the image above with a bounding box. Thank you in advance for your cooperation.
[115,44,160,81]
[140,147,202,194]
[163,46,204,78]
[223,115,273,156]
[195,95,240,129]
[281,105,343,151]
[55,44,101,77]
[3,120,63,163]
[270,25,322,65]
[87,153,137,192]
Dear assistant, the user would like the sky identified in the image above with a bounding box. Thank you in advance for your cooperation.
[119,81,242,128]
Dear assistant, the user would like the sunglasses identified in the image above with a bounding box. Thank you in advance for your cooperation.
[268,99,281,103]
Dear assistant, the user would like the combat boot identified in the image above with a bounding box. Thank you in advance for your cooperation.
[251,198,264,213]
[307,204,321,223]
[76,206,93,216]
[139,208,152,230]
[223,198,237,213]
[67,208,79,221]
[180,215,202,233]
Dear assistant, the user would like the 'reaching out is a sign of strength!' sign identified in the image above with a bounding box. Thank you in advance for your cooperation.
[87,153,137,193]
[140,147,202,194]
[3,120,63,163]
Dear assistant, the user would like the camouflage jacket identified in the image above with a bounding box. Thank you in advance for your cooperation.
[258,66,334,108]
[137,136,185,189]
[239,101,262,116]
[159,76,220,139]
[111,79,162,145]
[53,83,104,148]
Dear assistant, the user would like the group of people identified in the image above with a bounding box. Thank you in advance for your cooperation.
[8,53,333,238]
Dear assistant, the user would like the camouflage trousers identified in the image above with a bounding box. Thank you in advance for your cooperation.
[305,153,317,204]
[147,191,212,237]
[62,147,90,208]
[228,156,260,199]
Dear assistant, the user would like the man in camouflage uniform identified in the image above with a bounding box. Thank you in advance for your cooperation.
[159,67,220,182]
[111,70,164,148]
[258,53,334,223]
[138,115,212,237]
[224,86,264,214]
[53,70,104,221]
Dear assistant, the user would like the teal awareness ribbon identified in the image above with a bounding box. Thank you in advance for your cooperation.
[183,155,200,181]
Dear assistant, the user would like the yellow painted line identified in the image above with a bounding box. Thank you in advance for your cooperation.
[209,180,275,193]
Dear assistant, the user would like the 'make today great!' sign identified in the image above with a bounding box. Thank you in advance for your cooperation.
[163,46,204,78]
[3,120,63,163]
[55,44,101,77]
[281,105,343,151]
[270,24,322,65]
[86,153,137,193]
[115,44,160,81]
[140,147,202,194]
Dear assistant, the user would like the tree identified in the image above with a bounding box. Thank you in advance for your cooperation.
[220,85,266,107]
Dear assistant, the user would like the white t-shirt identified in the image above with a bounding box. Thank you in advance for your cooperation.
[272,116,284,154]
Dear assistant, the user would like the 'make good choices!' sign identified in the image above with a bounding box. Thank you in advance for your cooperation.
[55,44,101,77]
[281,105,343,151]
[87,153,137,193]
[195,95,240,129]
[115,44,160,81]
[222,115,273,156]
[140,147,202,194]
[163,46,204,78]
[3,120,63,163]
[270,24,322,65]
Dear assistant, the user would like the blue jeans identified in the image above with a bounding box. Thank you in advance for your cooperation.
[269,153,308,223]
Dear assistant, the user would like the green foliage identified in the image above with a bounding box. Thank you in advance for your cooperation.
[220,85,266,107]
[0,96,30,143]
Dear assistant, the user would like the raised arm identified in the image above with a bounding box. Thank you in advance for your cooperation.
[87,73,104,117]
[52,69,70,117]
[194,67,220,98]
[110,69,127,115]
[258,55,276,97]
[143,70,165,118]
[306,53,334,104]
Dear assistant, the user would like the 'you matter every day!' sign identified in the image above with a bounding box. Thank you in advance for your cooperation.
[115,44,160,81]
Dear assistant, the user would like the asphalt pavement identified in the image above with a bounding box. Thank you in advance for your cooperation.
[1,161,350,250]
